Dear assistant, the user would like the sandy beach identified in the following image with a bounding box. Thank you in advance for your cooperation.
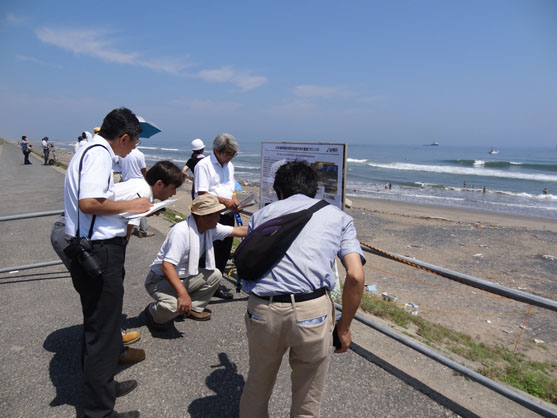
[54,146,557,364]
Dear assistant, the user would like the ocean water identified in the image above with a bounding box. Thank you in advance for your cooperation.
[55,140,557,219]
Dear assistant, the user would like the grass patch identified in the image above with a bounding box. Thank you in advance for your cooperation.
[53,159,67,169]
[360,293,557,404]
[161,207,186,224]
[0,137,6,145]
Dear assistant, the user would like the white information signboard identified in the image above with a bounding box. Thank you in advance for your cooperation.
[260,142,347,209]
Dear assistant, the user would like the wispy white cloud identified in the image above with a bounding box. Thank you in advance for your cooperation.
[3,12,25,25]
[35,27,186,73]
[266,84,387,119]
[196,66,267,91]
[35,26,267,90]
[16,55,63,69]
[294,84,352,99]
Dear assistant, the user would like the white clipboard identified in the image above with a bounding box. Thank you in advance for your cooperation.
[120,198,178,220]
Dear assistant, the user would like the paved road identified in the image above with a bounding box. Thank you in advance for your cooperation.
[0,141,545,418]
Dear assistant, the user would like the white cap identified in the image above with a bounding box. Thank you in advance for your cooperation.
[191,138,205,151]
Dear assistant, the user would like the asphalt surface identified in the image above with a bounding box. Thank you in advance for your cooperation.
[0,141,549,418]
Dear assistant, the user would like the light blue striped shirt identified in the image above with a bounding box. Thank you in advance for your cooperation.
[242,194,365,296]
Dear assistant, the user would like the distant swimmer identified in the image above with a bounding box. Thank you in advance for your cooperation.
[463,181,467,188]
[388,183,392,190]
[483,186,486,193]
[543,188,548,195]
[420,182,425,189]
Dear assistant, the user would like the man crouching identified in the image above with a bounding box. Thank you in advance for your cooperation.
[144,194,247,328]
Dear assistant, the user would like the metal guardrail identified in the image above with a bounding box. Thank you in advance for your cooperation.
[360,243,557,313]
[2,208,557,416]
[0,260,63,274]
[0,210,63,222]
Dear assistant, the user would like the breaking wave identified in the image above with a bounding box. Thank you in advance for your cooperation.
[368,162,557,182]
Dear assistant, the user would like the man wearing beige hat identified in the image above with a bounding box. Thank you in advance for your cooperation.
[143,194,247,328]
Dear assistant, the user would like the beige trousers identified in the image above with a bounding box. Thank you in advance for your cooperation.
[144,269,221,324]
[239,293,335,418]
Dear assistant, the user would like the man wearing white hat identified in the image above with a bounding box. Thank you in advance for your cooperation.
[182,138,205,198]
[143,194,247,328]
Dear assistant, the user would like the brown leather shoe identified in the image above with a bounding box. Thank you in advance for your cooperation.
[186,310,211,321]
[137,231,155,238]
[119,347,146,365]
[122,330,141,346]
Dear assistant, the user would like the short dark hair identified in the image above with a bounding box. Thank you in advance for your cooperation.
[145,160,186,188]
[22,136,27,140]
[273,160,318,199]
[98,107,142,141]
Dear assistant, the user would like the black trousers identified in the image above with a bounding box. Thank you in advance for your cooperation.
[23,150,31,164]
[43,148,50,164]
[70,239,126,418]
[214,212,235,273]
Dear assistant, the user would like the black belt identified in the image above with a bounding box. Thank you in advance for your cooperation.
[253,288,327,303]
[91,236,126,246]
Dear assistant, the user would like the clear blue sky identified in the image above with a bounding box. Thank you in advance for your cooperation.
[1,0,556,147]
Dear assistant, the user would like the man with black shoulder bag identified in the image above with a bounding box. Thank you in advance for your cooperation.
[238,161,365,418]
[64,108,151,418]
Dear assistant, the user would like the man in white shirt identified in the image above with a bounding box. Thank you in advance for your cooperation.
[144,194,247,328]
[193,133,240,299]
[117,148,152,237]
[41,136,49,165]
[64,108,151,418]
[119,148,147,182]
[51,160,185,352]
[116,160,184,239]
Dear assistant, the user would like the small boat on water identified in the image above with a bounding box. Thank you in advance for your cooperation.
[427,141,439,146]
[489,147,499,155]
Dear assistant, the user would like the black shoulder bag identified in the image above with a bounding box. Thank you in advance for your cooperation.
[233,199,329,281]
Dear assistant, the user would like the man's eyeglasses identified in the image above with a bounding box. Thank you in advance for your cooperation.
[219,149,236,158]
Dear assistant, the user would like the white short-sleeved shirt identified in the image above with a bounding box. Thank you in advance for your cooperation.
[114,178,153,228]
[64,136,127,240]
[119,148,146,181]
[193,153,235,199]
[42,139,48,148]
[150,217,233,277]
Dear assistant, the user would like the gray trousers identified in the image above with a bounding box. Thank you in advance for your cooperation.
[139,216,148,233]
[50,215,72,270]
[239,293,335,418]
[145,269,221,324]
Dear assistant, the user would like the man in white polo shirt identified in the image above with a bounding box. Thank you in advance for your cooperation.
[143,194,247,328]
[51,160,185,354]
[194,133,239,299]
[64,107,151,418]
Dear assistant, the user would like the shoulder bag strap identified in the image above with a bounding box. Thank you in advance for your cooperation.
[305,199,329,215]
[75,144,110,239]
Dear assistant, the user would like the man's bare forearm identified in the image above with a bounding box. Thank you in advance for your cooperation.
[79,197,151,216]
[161,261,188,297]
[338,253,365,333]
